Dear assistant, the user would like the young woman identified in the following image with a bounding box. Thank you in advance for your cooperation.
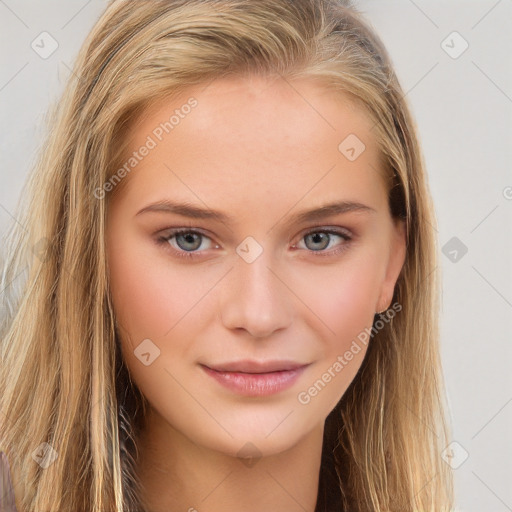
[0,0,454,510]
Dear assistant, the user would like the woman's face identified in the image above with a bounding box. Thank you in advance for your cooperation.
[106,75,406,458]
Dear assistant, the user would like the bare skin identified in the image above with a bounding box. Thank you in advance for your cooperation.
[106,74,406,512]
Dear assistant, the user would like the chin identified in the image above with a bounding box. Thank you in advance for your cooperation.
[179,406,325,459]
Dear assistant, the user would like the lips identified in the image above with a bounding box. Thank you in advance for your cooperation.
[205,360,307,374]
[200,360,310,396]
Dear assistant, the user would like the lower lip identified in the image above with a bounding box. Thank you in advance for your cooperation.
[201,365,308,397]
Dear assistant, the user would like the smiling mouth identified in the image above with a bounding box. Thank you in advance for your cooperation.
[200,361,310,396]
[204,359,308,373]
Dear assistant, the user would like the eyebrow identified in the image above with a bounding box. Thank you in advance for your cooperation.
[135,199,376,224]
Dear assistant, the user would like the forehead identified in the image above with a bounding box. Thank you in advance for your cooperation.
[110,74,387,218]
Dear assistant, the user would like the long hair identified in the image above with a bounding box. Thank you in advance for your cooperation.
[0,0,454,510]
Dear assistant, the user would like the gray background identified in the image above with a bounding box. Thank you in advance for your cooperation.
[1,1,511,510]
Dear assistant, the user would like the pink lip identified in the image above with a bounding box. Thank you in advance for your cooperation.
[200,360,310,397]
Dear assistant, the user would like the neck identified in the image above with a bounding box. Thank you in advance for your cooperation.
[136,407,324,512]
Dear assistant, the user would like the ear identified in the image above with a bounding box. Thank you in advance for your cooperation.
[376,218,406,312]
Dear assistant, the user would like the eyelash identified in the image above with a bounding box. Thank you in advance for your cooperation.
[155,226,353,261]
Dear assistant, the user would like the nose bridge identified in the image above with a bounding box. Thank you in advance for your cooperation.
[219,243,293,338]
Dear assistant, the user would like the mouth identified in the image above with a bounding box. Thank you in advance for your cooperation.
[205,359,308,374]
[199,360,310,397]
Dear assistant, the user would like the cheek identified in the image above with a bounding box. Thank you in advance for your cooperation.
[108,234,207,344]
[293,263,380,412]
[107,241,205,408]
[300,256,381,343]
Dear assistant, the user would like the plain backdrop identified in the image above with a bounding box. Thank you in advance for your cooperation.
[1,1,511,511]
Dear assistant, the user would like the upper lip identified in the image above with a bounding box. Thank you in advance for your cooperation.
[202,360,309,374]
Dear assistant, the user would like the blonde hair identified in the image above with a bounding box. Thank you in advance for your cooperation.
[0,0,454,510]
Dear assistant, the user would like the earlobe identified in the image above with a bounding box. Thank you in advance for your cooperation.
[376,218,407,313]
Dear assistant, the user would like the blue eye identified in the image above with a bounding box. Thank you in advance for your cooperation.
[156,227,353,260]
[156,229,216,260]
[297,229,352,254]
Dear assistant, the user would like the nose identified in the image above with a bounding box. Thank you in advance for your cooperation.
[219,250,293,339]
